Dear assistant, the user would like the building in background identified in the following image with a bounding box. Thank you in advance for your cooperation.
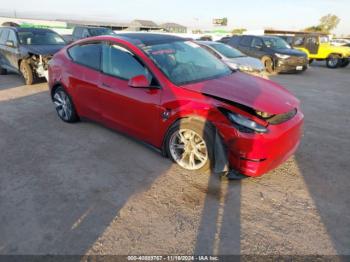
[63,20,129,31]
[127,20,162,31]
[160,22,187,33]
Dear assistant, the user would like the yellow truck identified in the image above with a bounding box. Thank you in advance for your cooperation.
[266,30,350,69]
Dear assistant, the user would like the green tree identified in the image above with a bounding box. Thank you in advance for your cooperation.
[305,14,340,33]
[319,14,340,33]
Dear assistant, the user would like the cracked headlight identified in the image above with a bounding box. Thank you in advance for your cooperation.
[227,112,267,133]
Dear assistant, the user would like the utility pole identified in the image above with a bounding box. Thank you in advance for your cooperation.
[14,9,17,18]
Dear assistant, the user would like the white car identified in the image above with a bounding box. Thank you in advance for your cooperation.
[197,41,267,78]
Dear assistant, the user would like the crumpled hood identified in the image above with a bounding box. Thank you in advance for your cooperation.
[22,45,65,56]
[181,72,299,114]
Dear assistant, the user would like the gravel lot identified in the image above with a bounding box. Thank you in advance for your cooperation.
[0,63,349,256]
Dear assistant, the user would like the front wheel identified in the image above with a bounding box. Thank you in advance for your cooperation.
[165,121,214,172]
[20,60,35,85]
[52,86,79,123]
[261,56,275,74]
[326,54,341,69]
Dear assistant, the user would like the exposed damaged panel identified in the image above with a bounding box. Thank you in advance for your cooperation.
[206,93,297,126]
[203,93,257,115]
[26,54,52,80]
[266,108,298,125]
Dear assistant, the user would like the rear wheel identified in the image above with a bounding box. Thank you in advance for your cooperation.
[326,54,341,69]
[339,58,349,68]
[309,59,314,65]
[165,120,214,172]
[20,60,35,85]
[52,86,79,123]
[261,56,275,74]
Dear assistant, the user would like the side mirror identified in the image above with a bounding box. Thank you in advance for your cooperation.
[6,40,15,48]
[128,75,151,88]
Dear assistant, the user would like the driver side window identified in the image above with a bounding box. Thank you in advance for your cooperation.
[102,44,153,82]
[7,30,17,46]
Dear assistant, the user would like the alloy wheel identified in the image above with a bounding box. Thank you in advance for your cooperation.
[328,57,338,67]
[53,91,72,121]
[169,129,208,170]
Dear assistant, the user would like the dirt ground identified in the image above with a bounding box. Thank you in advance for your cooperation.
[0,62,349,256]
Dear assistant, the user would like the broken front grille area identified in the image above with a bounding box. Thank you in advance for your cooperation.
[267,108,297,125]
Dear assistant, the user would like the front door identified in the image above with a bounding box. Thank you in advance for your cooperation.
[305,36,319,54]
[99,43,162,145]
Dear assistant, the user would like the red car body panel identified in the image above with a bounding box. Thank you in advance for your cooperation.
[48,35,304,177]
[181,72,299,114]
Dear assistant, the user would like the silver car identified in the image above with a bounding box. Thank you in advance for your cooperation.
[197,41,266,78]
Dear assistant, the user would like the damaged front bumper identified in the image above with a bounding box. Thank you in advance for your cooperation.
[28,54,52,80]
[215,110,304,177]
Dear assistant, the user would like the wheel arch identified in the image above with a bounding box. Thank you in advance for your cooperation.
[50,81,68,100]
[327,53,343,59]
[161,115,217,156]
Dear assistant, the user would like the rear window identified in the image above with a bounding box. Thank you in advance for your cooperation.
[68,43,102,70]
[240,36,252,46]
[227,36,240,46]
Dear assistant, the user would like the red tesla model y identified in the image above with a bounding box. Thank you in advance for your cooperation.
[48,33,303,177]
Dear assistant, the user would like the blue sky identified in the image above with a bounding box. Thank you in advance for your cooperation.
[1,0,349,35]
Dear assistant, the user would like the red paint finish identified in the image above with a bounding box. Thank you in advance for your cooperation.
[48,35,304,177]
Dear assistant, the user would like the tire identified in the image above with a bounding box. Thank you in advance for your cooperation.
[20,60,35,85]
[326,54,341,69]
[165,120,214,172]
[52,86,79,123]
[0,65,7,75]
[309,59,314,65]
[339,58,349,68]
[261,56,275,74]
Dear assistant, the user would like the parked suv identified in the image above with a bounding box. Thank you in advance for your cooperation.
[227,35,308,73]
[48,33,303,177]
[0,27,66,85]
[281,34,350,68]
[72,26,116,42]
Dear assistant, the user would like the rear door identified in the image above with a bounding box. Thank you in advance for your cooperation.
[238,36,253,56]
[66,42,103,120]
[99,42,162,144]
[250,37,265,59]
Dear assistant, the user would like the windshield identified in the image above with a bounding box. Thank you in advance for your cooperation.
[208,43,245,58]
[144,41,232,85]
[18,31,66,45]
[263,37,291,49]
[88,28,115,36]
